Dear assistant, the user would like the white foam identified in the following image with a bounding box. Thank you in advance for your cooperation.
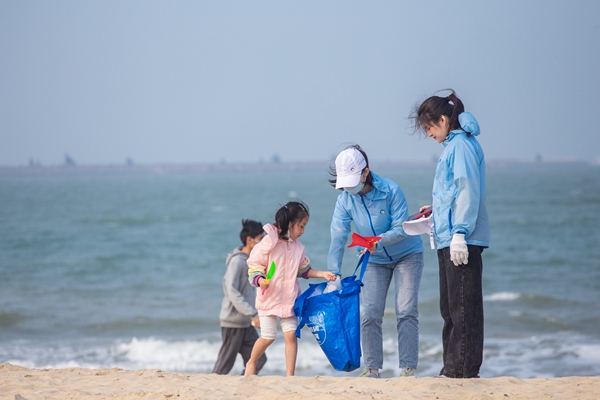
[484,292,521,302]
[114,337,218,372]
[575,344,600,363]
[481,331,600,378]
[111,336,343,376]
[4,331,600,378]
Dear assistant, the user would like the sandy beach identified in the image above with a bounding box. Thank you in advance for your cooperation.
[1,363,598,400]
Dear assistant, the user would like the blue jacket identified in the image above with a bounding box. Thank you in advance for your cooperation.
[327,172,424,275]
[432,112,490,249]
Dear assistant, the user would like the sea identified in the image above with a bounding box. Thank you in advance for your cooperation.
[1,162,599,379]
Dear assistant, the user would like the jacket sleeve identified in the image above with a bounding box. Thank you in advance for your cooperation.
[224,256,258,319]
[247,244,268,287]
[377,184,410,247]
[247,225,277,287]
[296,252,311,278]
[450,140,481,237]
[327,196,352,276]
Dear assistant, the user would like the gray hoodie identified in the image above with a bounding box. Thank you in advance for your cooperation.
[218,246,259,328]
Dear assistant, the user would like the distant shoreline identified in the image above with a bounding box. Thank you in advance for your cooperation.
[0,159,593,177]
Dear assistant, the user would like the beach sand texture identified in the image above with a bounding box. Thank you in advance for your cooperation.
[1,363,598,400]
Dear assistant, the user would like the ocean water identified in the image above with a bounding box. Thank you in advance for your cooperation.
[1,164,599,378]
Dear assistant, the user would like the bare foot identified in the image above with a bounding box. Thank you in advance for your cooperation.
[244,361,257,376]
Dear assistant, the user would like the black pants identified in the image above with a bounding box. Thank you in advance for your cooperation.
[212,326,267,375]
[437,245,484,378]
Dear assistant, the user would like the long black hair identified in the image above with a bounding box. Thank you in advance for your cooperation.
[410,89,469,137]
[274,201,309,240]
[328,144,374,189]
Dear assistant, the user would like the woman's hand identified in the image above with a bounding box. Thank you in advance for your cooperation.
[419,204,432,213]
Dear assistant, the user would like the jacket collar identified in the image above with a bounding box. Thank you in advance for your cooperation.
[443,129,466,147]
[364,172,390,201]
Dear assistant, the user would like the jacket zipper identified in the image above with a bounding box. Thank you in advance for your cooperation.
[360,195,392,261]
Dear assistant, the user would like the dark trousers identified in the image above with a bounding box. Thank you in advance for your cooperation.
[437,245,484,378]
[212,326,267,375]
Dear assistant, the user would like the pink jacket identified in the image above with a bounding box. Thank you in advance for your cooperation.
[247,224,311,318]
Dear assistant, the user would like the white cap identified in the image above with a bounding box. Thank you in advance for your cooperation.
[335,148,367,189]
[402,214,433,236]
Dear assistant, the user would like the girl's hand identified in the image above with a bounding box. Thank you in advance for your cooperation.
[322,272,338,281]
[419,204,432,213]
[258,277,268,290]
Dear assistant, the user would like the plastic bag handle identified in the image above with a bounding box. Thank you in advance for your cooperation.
[294,283,321,338]
[351,251,370,284]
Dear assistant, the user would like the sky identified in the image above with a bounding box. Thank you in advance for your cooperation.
[1,1,599,167]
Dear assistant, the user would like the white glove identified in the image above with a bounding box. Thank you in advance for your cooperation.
[450,233,469,266]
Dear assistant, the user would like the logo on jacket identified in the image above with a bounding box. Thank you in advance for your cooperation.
[308,311,327,345]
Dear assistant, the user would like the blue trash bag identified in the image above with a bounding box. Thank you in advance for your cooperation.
[293,252,370,372]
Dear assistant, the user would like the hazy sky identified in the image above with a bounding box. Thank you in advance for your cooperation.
[1,1,599,166]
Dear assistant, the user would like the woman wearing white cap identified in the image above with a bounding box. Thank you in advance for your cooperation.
[327,145,424,378]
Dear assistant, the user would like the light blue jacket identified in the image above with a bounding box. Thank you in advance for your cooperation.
[432,112,490,249]
[327,172,424,276]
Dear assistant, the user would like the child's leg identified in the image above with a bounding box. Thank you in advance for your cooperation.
[240,327,267,375]
[282,331,297,376]
[244,337,274,375]
[281,317,299,377]
[244,316,276,376]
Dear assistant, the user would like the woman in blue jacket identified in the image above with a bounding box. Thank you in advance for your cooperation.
[411,90,490,378]
[327,145,424,378]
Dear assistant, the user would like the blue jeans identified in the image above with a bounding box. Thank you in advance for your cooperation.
[360,252,424,370]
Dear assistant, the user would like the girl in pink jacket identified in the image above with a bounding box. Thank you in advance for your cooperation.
[244,201,336,376]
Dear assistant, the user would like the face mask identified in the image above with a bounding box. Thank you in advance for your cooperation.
[344,181,364,195]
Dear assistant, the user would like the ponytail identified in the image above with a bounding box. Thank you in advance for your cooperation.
[446,91,465,132]
[274,201,309,240]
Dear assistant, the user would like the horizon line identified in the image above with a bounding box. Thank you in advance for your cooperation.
[0,157,595,176]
